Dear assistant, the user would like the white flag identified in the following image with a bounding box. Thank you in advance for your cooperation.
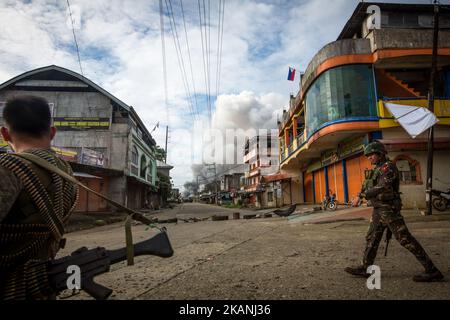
[384,102,439,139]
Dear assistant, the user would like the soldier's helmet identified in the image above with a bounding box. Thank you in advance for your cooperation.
[364,140,387,156]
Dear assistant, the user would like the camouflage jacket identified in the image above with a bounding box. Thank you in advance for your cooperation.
[361,159,401,208]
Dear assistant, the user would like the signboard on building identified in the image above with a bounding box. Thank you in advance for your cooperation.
[79,147,105,167]
[338,135,368,159]
[52,146,78,162]
[53,117,110,130]
[321,150,339,166]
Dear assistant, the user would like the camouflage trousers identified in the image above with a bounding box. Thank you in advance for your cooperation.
[362,206,436,272]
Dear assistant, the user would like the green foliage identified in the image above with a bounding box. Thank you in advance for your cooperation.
[158,171,171,202]
[154,145,166,162]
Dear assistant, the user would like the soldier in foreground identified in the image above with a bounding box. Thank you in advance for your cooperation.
[0,95,78,299]
[345,141,444,282]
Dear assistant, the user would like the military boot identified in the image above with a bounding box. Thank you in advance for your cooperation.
[413,267,444,282]
[344,265,370,278]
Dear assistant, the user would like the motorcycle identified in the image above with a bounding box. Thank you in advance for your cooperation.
[321,192,337,211]
[431,189,450,212]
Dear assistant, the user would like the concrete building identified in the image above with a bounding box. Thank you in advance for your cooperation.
[241,134,279,208]
[0,65,159,211]
[278,2,450,208]
[155,160,174,208]
[219,172,244,205]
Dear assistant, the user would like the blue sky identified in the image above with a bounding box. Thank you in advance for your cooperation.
[0,0,447,188]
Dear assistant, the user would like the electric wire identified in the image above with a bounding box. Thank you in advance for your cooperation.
[197,0,210,122]
[159,0,170,125]
[166,0,197,120]
[180,0,200,119]
[165,0,198,121]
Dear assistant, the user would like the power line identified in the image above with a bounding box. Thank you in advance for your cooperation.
[159,0,170,125]
[165,0,198,121]
[207,0,212,121]
[217,0,225,98]
[180,0,200,118]
[66,0,84,78]
[197,0,210,121]
[166,0,196,120]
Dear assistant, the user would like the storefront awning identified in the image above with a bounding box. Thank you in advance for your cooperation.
[262,173,291,183]
[73,172,102,179]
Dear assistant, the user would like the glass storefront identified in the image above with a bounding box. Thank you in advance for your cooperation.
[305,64,377,138]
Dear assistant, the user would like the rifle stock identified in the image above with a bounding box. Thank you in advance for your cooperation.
[48,228,174,299]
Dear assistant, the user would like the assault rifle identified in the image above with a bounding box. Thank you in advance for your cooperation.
[47,228,173,300]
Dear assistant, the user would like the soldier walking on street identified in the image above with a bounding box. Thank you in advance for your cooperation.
[345,141,444,282]
[0,95,78,299]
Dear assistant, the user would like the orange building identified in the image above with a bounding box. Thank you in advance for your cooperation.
[279,2,450,208]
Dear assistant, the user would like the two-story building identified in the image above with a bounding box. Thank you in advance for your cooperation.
[278,2,450,209]
[0,65,159,211]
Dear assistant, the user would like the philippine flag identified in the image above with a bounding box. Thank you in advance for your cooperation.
[287,67,296,81]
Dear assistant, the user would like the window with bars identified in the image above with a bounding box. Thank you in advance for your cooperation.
[140,155,147,179]
[394,155,422,185]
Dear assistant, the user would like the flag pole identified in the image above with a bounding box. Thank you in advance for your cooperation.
[425,1,440,216]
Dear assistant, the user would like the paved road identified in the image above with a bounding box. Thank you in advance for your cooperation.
[58,203,450,300]
[151,202,270,219]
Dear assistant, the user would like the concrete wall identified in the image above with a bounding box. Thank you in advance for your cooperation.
[0,89,132,171]
[370,29,450,52]
[382,127,450,209]
[290,176,304,205]
[302,38,372,94]
[0,90,112,117]
[110,123,130,172]
[388,150,450,209]
[108,175,127,208]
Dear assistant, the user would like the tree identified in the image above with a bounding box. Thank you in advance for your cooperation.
[154,145,166,162]
[158,172,172,205]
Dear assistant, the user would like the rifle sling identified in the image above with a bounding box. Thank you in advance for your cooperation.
[16,153,155,226]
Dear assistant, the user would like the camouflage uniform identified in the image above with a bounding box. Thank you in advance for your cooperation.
[0,149,78,299]
[361,159,435,271]
[346,141,443,281]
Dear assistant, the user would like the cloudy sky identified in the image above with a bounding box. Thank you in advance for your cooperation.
[0,0,441,189]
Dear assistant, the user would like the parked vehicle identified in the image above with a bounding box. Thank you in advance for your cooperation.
[431,189,450,211]
[321,192,337,211]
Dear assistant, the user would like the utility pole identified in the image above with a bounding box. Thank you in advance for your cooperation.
[213,163,218,205]
[164,125,168,163]
[425,1,440,215]
[196,175,200,197]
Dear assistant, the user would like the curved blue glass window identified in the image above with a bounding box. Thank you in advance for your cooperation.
[305,64,376,138]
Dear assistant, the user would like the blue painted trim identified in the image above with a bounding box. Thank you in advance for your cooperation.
[371,131,383,141]
[302,170,306,203]
[312,171,316,204]
[324,166,329,197]
[280,117,379,165]
[444,68,450,98]
[342,159,349,203]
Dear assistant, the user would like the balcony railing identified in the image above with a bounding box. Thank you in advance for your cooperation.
[280,149,287,162]
[296,132,305,147]
[288,143,294,154]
